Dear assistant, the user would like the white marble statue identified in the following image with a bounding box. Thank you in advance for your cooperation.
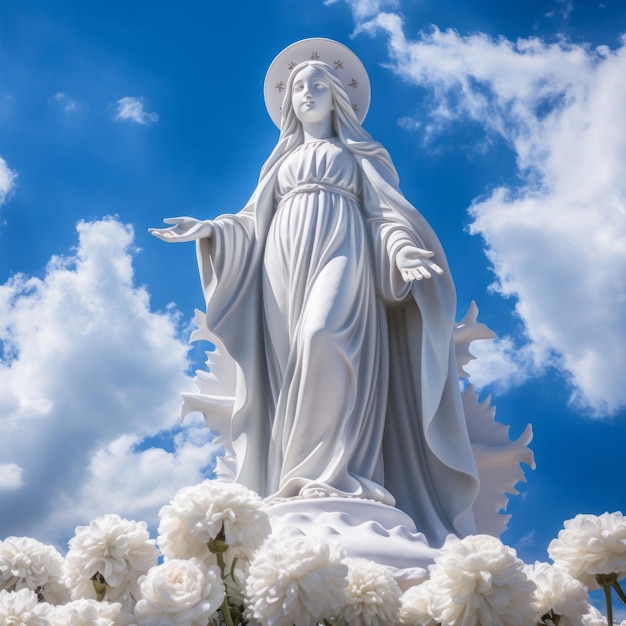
[150,39,531,555]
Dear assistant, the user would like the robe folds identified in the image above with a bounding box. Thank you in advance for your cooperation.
[187,138,480,548]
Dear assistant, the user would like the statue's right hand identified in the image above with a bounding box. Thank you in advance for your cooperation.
[149,217,214,243]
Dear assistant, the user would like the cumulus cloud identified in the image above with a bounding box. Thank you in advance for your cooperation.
[51,92,78,112]
[0,156,17,206]
[45,420,221,541]
[464,337,534,393]
[0,218,215,546]
[115,96,159,125]
[347,6,626,416]
[324,0,398,20]
[0,463,24,491]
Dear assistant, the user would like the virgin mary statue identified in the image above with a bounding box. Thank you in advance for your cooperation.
[151,39,480,548]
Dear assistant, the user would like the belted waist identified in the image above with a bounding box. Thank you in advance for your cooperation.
[277,182,360,209]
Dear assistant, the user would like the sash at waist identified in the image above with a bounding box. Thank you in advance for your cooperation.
[277,182,360,209]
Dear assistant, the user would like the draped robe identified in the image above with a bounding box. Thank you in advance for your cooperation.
[186,137,480,547]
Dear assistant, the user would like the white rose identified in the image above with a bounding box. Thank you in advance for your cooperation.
[134,558,224,626]
[527,561,589,625]
[548,512,626,589]
[398,582,438,626]
[0,536,69,604]
[334,557,402,626]
[427,534,536,626]
[245,534,348,626]
[64,513,158,602]
[0,588,51,625]
[47,598,124,626]
[580,604,608,626]
[158,480,271,564]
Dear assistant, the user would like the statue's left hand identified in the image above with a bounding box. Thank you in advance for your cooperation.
[396,245,444,282]
[149,217,214,243]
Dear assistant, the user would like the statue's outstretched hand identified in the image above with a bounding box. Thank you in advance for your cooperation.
[396,245,444,282]
[149,217,214,243]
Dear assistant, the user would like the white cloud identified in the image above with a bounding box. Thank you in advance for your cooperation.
[45,420,221,543]
[0,463,24,491]
[0,156,17,206]
[51,92,78,112]
[558,0,574,20]
[464,337,535,393]
[0,218,214,546]
[348,8,626,416]
[325,0,398,20]
[115,96,159,125]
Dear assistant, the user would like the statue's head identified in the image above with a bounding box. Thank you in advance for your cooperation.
[259,40,390,180]
[289,63,335,127]
[280,60,359,136]
[264,39,370,132]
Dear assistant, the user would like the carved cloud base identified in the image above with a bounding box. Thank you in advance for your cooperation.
[263,497,437,590]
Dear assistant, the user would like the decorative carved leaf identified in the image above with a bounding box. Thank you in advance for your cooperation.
[183,309,237,480]
[463,384,535,536]
[454,302,534,536]
[454,300,496,378]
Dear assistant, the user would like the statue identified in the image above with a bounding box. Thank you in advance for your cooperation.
[150,40,533,577]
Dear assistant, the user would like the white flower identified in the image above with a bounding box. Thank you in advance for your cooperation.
[245,534,348,626]
[333,557,401,626]
[0,536,69,604]
[158,480,271,563]
[64,513,158,601]
[526,561,589,625]
[548,512,626,589]
[427,534,536,626]
[134,558,224,626]
[0,588,51,625]
[580,604,608,626]
[47,599,125,626]
[398,583,438,626]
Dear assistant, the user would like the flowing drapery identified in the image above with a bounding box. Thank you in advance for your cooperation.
[183,138,479,548]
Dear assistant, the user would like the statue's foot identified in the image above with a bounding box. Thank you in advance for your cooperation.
[299,485,338,498]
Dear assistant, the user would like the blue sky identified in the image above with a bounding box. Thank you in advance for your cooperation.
[1,0,625,578]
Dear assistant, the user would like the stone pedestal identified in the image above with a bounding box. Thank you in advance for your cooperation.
[264,497,438,590]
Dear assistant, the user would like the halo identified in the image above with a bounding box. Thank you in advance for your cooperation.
[264,38,371,128]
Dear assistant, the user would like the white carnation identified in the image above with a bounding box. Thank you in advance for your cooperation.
[245,534,348,626]
[47,599,124,626]
[0,536,68,604]
[64,513,158,601]
[580,604,608,626]
[333,557,401,626]
[527,561,589,625]
[398,583,438,626]
[0,588,51,625]
[134,558,224,626]
[427,534,536,626]
[548,512,626,588]
[157,480,271,563]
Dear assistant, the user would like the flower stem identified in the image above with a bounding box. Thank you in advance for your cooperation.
[612,579,626,605]
[603,584,613,625]
[220,594,235,626]
[208,525,236,626]
[214,550,235,626]
[596,573,616,625]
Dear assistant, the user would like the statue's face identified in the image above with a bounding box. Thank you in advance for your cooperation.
[291,66,334,125]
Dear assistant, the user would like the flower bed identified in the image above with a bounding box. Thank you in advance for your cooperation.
[1,480,625,625]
